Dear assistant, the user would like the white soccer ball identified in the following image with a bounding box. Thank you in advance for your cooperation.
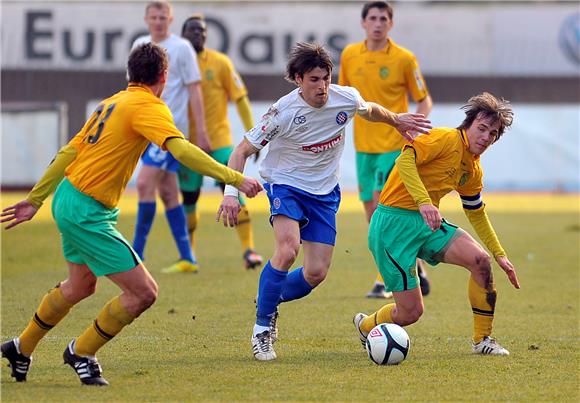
[365,323,410,365]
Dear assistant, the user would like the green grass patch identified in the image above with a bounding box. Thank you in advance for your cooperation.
[2,206,579,401]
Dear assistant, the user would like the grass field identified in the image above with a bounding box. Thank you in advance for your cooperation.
[1,191,579,402]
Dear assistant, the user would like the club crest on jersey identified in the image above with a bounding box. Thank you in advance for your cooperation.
[302,134,342,154]
[336,111,348,125]
[205,70,214,81]
[273,197,281,209]
[459,172,470,186]
[380,66,389,79]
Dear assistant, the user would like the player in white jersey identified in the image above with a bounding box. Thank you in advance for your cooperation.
[132,1,210,273]
[217,42,431,361]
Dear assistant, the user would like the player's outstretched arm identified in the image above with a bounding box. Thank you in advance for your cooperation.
[217,138,260,227]
[166,137,262,198]
[2,143,78,230]
[362,102,432,142]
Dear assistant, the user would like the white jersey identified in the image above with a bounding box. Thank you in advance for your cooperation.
[133,34,201,135]
[246,84,368,195]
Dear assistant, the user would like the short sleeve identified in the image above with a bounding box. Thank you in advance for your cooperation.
[223,57,247,101]
[403,56,429,103]
[348,86,369,116]
[245,105,282,150]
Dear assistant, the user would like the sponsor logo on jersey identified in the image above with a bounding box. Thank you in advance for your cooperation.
[302,134,342,154]
[293,115,306,125]
[336,111,348,125]
[379,66,389,79]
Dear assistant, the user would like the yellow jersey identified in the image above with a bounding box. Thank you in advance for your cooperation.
[379,128,483,210]
[189,48,248,150]
[66,84,184,208]
[339,39,429,153]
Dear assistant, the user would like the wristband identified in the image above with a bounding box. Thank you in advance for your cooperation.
[224,184,239,198]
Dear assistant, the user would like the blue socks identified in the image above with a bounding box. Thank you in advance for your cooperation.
[280,267,313,303]
[165,205,195,263]
[256,261,288,326]
[133,201,156,260]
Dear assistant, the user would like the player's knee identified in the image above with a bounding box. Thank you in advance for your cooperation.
[136,286,158,313]
[472,252,492,278]
[396,302,423,325]
[304,269,327,286]
[278,242,300,267]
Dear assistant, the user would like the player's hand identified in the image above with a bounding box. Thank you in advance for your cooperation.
[1,200,38,229]
[237,177,263,198]
[216,196,241,227]
[395,113,432,142]
[419,203,441,231]
[495,255,520,289]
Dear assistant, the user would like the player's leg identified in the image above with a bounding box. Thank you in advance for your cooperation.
[441,229,509,355]
[177,163,203,261]
[1,262,95,382]
[158,156,197,272]
[215,146,263,269]
[364,151,400,299]
[133,144,167,260]
[355,206,426,345]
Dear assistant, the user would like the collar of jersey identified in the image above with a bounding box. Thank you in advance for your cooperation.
[362,38,392,54]
[127,83,155,96]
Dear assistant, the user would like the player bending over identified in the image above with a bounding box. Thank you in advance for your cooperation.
[353,92,520,356]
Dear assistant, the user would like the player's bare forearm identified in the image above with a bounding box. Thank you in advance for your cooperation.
[415,95,433,117]
[228,138,259,173]
[363,102,398,125]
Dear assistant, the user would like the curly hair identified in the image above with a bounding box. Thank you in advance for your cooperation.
[458,92,514,141]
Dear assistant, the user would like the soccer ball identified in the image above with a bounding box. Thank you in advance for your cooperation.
[365,323,410,365]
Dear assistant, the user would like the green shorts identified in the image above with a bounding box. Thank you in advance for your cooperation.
[52,179,141,276]
[178,145,245,205]
[356,151,400,202]
[368,205,463,292]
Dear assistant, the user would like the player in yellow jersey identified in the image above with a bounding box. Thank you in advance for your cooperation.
[339,1,433,299]
[0,43,262,386]
[353,92,520,356]
[168,14,263,272]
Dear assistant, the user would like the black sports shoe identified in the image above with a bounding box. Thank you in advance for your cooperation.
[1,338,31,382]
[63,340,109,386]
[243,249,263,270]
[417,262,430,296]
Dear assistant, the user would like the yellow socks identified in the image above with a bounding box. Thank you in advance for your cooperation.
[19,286,74,356]
[235,206,254,251]
[375,273,384,285]
[187,211,199,252]
[361,303,395,334]
[468,276,497,343]
[75,296,135,357]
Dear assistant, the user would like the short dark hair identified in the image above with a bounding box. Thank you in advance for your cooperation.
[127,43,168,86]
[285,42,334,84]
[458,92,514,141]
[181,13,205,35]
[361,1,393,20]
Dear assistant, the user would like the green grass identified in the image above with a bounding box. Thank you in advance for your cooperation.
[1,200,579,401]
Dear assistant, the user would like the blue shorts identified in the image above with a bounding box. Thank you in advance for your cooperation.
[265,183,341,245]
[141,143,179,172]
